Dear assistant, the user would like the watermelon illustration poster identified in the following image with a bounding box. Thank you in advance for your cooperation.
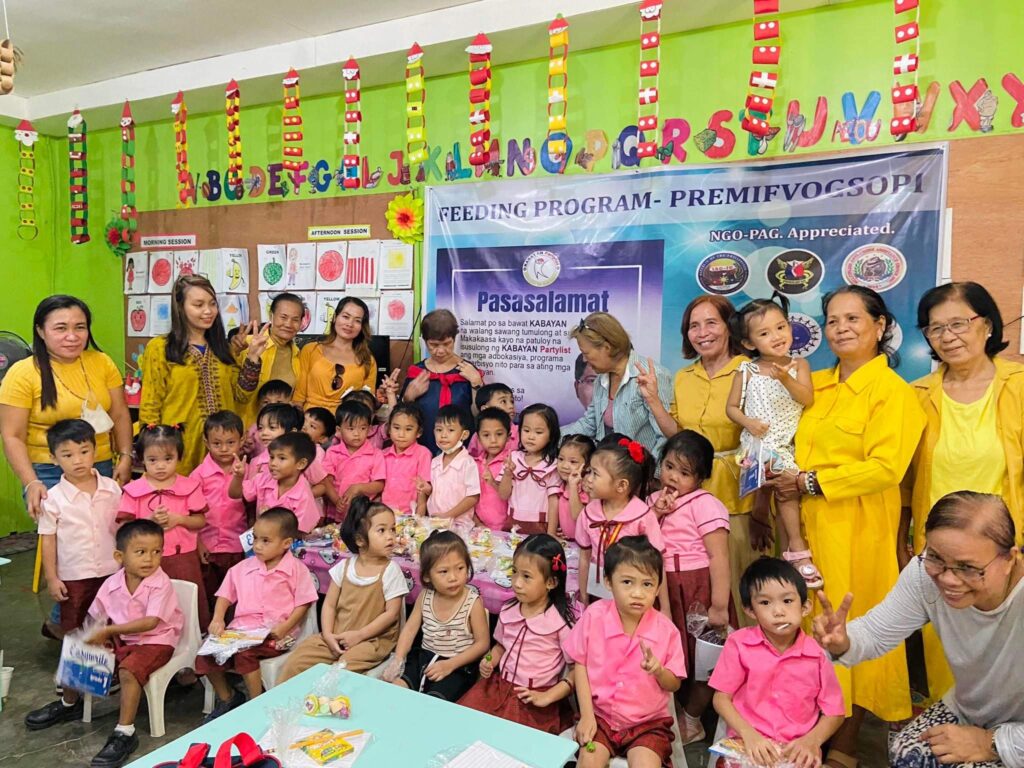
[315,242,347,290]
[172,250,200,284]
[314,292,345,335]
[150,295,172,335]
[258,244,287,291]
[147,251,174,294]
[378,240,414,289]
[259,291,314,333]
[283,242,317,290]
[217,294,248,334]
[377,290,414,338]
[126,295,151,337]
[345,240,379,296]
[222,248,250,294]
[124,251,148,295]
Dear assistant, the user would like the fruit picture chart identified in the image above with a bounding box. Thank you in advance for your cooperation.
[127,295,151,336]
[147,251,174,293]
[258,244,286,291]
[377,290,414,337]
[315,241,347,290]
[124,251,148,294]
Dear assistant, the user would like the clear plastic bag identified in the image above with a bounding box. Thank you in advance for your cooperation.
[379,654,405,684]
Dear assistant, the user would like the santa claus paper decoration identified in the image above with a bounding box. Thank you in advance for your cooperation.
[225,79,244,193]
[466,33,492,166]
[546,16,569,160]
[14,119,36,240]
[743,0,782,139]
[405,43,427,167]
[282,69,306,181]
[67,110,89,244]
[636,0,662,160]
[171,92,193,208]
[342,57,361,189]
[120,102,137,242]
[890,0,922,136]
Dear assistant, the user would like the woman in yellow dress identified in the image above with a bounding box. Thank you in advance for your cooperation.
[769,286,925,768]
[900,281,1024,704]
[140,275,267,473]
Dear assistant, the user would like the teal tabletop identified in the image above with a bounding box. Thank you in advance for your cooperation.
[126,665,578,768]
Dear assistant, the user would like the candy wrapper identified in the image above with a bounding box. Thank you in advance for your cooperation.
[56,618,116,697]
[197,627,269,665]
[260,722,371,768]
[304,694,351,718]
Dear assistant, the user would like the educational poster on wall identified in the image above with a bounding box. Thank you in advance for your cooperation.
[283,242,318,290]
[222,248,250,294]
[218,294,248,333]
[257,244,287,291]
[378,291,415,338]
[147,252,174,294]
[379,240,414,289]
[364,298,380,335]
[425,147,948,422]
[124,252,148,294]
[345,240,380,296]
[150,295,172,335]
[172,250,200,283]
[313,292,345,336]
[126,296,151,336]
[314,242,347,290]
[259,291,315,332]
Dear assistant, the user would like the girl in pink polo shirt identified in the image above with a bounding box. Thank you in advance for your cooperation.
[458,534,575,734]
[118,423,211,627]
[381,402,431,515]
[555,434,594,542]
[650,429,737,745]
[474,407,513,531]
[499,404,562,536]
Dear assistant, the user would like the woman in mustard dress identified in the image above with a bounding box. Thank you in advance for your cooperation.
[901,282,1024,704]
[769,286,925,768]
[140,275,267,473]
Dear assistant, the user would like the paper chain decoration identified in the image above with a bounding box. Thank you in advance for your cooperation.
[743,0,782,139]
[119,101,137,241]
[890,0,922,136]
[282,68,307,180]
[14,119,36,240]
[467,33,492,166]
[405,43,427,167]
[225,79,244,192]
[547,16,569,159]
[68,110,89,243]
[342,57,361,189]
[636,1,662,160]
[171,91,193,207]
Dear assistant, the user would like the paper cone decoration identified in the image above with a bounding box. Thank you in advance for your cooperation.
[282,68,307,178]
[172,92,194,208]
[636,1,662,160]
[0,38,14,94]
[14,119,36,240]
[405,43,427,168]
[120,102,137,242]
[546,16,570,161]
[341,57,361,189]
[742,0,783,140]
[467,33,492,166]
[225,79,244,192]
[68,110,89,244]
[890,0,923,137]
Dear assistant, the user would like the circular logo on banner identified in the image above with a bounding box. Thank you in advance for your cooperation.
[523,250,561,287]
[696,252,750,295]
[842,244,907,293]
[767,249,825,295]
[788,313,822,359]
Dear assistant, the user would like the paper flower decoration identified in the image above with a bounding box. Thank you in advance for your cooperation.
[406,43,427,167]
[742,1,782,140]
[14,119,37,240]
[119,101,137,240]
[282,68,307,179]
[546,16,569,161]
[68,110,89,244]
[890,0,922,137]
[225,79,244,193]
[636,1,662,160]
[467,33,492,166]
[171,91,194,207]
[385,194,424,244]
[341,57,361,190]
[104,218,133,258]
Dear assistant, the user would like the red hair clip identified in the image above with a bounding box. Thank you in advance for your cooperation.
[618,438,645,464]
[551,553,566,573]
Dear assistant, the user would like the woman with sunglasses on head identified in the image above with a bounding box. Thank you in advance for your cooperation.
[816,491,1024,768]
[293,296,378,412]
[901,282,1024,704]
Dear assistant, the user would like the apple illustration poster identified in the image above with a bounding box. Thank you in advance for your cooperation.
[124,251,148,295]
[147,251,174,294]
[127,296,151,336]
[150,296,172,335]
[283,242,317,290]
[217,295,248,333]
[222,248,250,293]
[258,244,287,291]
[377,290,414,338]
[172,250,200,283]
[315,241,347,290]
[345,240,379,296]
[314,292,345,336]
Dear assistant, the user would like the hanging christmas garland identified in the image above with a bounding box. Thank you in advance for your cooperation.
[14,119,36,240]
[68,110,89,244]
[119,101,137,243]
[282,68,306,181]
[341,57,361,189]
[466,33,492,166]
[171,91,193,207]
[225,79,244,193]
[890,0,922,137]
[743,0,781,140]
[636,1,662,160]
[546,16,569,164]
[405,43,427,168]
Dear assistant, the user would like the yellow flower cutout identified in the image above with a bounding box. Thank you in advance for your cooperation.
[386,193,424,244]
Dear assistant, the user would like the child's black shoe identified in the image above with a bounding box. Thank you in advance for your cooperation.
[91,730,139,768]
[24,698,83,730]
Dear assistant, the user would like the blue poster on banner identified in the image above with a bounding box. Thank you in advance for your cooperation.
[425,147,947,421]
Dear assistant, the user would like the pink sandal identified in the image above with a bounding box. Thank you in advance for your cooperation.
[783,549,824,590]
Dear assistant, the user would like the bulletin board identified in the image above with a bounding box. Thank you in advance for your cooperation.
[122,191,421,376]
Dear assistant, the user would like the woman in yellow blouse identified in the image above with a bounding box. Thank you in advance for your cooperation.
[140,275,267,473]
[770,286,925,768]
[293,296,378,411]
[901,282,1024,703]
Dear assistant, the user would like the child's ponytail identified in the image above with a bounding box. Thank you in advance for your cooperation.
[511,534,575,627]
[592,439,655,500]
[730,291,792,347]
[339,495,392,554]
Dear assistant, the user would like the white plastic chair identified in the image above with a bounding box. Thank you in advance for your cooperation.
[84,580,201,738]
[365,607,407,680]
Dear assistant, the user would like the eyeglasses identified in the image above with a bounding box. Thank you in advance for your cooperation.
[331,363,346,390]
[919,549,1006,584]
[921,315,981,340]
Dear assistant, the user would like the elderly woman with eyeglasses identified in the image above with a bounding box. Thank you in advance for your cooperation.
[816,491,1024,768]
[899,282,1024,703]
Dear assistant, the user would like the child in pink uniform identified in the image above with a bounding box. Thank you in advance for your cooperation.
[474,407,513,531]
[555,434,594,541]
[576,440,667,611]
[499,404,562,536]
[459,534,575,734]
[650,429,736,744]
[245,403,302,479]
[302,407,336,451]
[468,383,519,458]
[565,536,687,768]
[323,400,386,520]
[424,405,480,526]
[231,432,320,535]
[118,424,210,627]
[192,411,248,607]
[197,509,317,721]
[242,380,293,458]
[342,388,387,450]
[711,558,844,767]
[381,402,431,515]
